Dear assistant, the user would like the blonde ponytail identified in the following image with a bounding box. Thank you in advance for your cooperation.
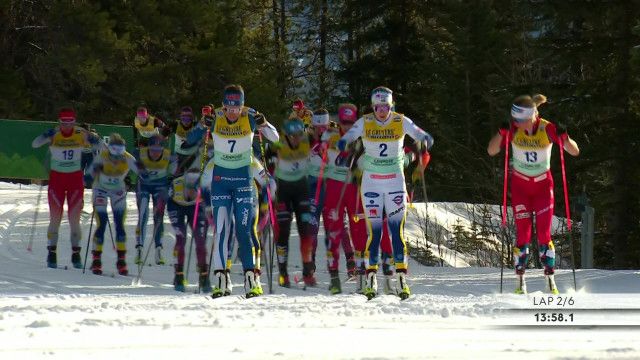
[532,94,547,107]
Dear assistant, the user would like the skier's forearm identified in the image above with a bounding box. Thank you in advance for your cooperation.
[259,121,279,143]
[563,137,580,156]
[340,119,364,144]
[487,133,503,156]
[32,135,51,148]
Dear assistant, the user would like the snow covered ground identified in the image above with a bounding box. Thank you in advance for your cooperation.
[1,183,640,359]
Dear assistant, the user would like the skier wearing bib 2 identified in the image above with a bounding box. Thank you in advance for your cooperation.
[338,86,434,300]
[186,85,279,298]
[487,94,579,294]
[31,108,102,269]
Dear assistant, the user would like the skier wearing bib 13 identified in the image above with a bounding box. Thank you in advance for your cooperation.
[337,86,434,300]
[487,94,579,294]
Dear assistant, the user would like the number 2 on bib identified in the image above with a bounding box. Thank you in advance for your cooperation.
[379,143,388,157]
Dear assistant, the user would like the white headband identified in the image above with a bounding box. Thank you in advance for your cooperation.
[312,113,330,127]
[511,104,536,121]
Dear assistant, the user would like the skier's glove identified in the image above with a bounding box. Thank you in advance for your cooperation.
[124,176,133,191]
[556,122,569,142]
[336,139,348,152]
[160,126,171,138]
[202,115,214,128]
[420,133,434,151]
[254,112,266,126]
[44,128,56,138]
[498,121,511,138]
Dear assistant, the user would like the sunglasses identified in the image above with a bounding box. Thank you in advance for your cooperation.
[108,144,126,156]
[224,106,242,114]
[374,104,391,112]
[180,115,193,123]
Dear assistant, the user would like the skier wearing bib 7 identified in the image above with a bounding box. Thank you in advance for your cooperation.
[337,86,434,300]
[487,94,579,295]
[186,85,279,298]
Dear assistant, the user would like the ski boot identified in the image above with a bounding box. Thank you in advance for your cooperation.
[211,270,228,298]
[155,245,165,265]
[254,269,264,295]
[382,263,394,295]
[345,253,356,280]
[302,262,317,287]
[224,269,233,296]
[278,262,290,288]
[515,267,527,294]
[91,251,102,275]
[356,266,366,294]
[545,268,559,295]
[279,274,291,288]
[134,244,143,265]
[174,265,186,292]
[363,270,378,300]
[329,271,342,295]
[116,250,128,276]
[46,246,57,268]
[396,270,411,300]
[71,246,82,269]
[198,265,212,293]
[245,270,261,298]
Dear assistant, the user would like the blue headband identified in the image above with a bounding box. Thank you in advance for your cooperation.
[223,90,244,106]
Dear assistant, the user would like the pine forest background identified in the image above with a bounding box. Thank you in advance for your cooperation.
[1,0,640,268]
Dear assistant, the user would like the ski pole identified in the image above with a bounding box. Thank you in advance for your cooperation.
[314,144,328,206]
[256,129,278,293]
[187,127,211,291]
[107,218,116,251]
[352,185,361,223]
[501,131,510,227]
[559,137,577,290]
[500,130,510,293]
[334,154,357,222]
[135,195,151,276]
[134,208,164,285]
[82,209,95,274]
[257,130,277,231]
[27,182,45,252]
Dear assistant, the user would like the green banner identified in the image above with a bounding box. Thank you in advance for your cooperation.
[0,119,135,180]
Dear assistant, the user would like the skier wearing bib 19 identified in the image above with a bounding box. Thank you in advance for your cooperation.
[487,94,579,295]
[31,108,102,269]
[338,86,434,300]
[307,109,336,266]
[186,85,279,298]
[321,103,363,294]
[289,98,313,128]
